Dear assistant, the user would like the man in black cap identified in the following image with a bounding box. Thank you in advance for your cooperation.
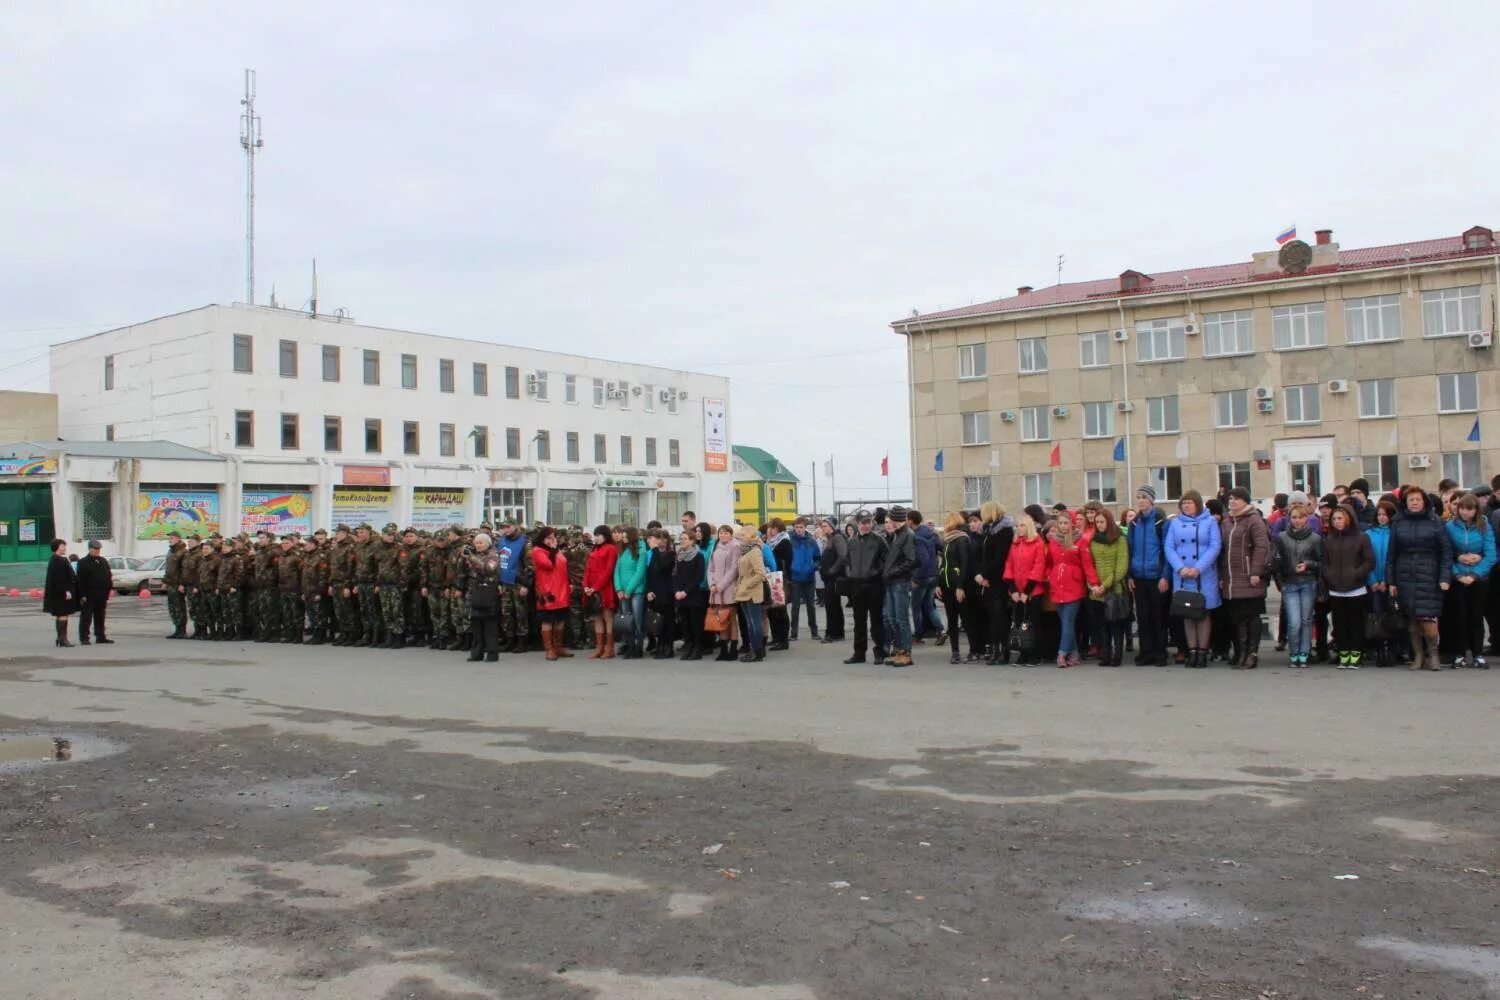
[818,516,848,642]
[75,540,114,644]
[842,510,888,665]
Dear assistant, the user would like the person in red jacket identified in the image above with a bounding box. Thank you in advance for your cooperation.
[1003,514,1049,665]
[1047,516,1089,667]
[531,527,574,661]
[582,524,620,659]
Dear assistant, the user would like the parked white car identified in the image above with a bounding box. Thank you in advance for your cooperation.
[106,556,160,595]
[138,555,169,594]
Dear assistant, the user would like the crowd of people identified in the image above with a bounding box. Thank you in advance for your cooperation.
[37,474,1499,672]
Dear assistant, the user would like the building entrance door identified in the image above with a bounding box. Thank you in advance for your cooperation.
[487,505,527,528]
[1273,437,1334,500]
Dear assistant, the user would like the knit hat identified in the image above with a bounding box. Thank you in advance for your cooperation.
[1228,486,1252,504]
[1349,478,1371,496]
[1136,484,1156,502]
[1318,494,1337,509]
[1288,491,1309,508]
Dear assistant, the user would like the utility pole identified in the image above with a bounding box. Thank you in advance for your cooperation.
[1057,253,1065,285]
[239,69,264,305]
[811,462,817,518]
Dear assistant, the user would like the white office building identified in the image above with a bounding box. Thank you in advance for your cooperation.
[49,304,733,552]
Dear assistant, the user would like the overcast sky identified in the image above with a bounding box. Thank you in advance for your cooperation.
[4,2,1498,504]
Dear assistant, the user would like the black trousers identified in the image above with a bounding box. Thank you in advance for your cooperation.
[1441,580,1489,657]
[1329,594,1367,658]
[768,605,790,644]
[1132,579,1168,658]
[983,587,1011,657]
[942,591,965,655]
[823,580,845,639]
[850,580,884,657]
[963,590,988,654]
[471,612,499,654]
[678,606,706,652]
[79,596,108,640]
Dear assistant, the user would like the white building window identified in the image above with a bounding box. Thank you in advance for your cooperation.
[1217,462,1251,492]
[963,476,993,509]
[1438,372,1479,413]
[1362,454,1399,492]
[1020,406,1050,442]
[592,377,605,407]
[1018,338,1048,375]
[280,340,298,378]
[401,353,417,389]
[1273,303,1327,350]
[1152,465,1184,502]
[104,354,115,390]
[1084,469,1117,504]
[1345,294,1402,343]
[1136,318,1186,363]
[1357,378,1395,419]
[644,383,655,412]
[322,345,340,382]
[1146,394,1179,434]
[1203,310,1253,357]
[669,438,680,466]
[564,374,577,404]
[1442,451,1481,487]
[1022,473,1053,507]
[958,343,987,380]
[617,380,631,409]
[961,411,990,445]
[473,362,488,396]
[233,334,253,373]
[566,431,580,463]
[439,359,454,393]
[1213,390,1247,429]
[1284,384,1322,424]
[1079,331,1110,369]
[362,350,380,385]
[1423,286,1483,338]
[1082,401,1113,439]
[593,433,606,463]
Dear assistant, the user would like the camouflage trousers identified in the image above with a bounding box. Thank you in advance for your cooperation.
[500,584,528,640]
[204,592,222,635]
[568,587,589,648]
[378,585,405,636]
[334,588,360,640]
[167,590,188,631]
[189,588,207,632]
[221,589,244,638]
[303,594,330,636]
[448,590,469,641]
[427,591,450,645]
[257,588,281,640]
[406,588,428,637]
[280,593,304,641]
[356,586,381,641]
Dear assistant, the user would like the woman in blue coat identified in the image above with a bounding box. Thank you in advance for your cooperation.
[1364,499,1397,665]
[1164,490,1222,669]
[1442,492,1496,668]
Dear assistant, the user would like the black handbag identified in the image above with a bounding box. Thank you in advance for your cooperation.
[613,603,634,634]
[1105,592,1132,623]
[1008,604,1035,652]
[1170,586,1206,620]
[646,608,666,636]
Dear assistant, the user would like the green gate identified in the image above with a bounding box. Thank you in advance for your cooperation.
[0,483,56,563]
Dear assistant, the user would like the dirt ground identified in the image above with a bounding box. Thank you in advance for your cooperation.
[2,598,1498,999]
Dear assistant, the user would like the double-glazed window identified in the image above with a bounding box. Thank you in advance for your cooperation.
[1213,390,1247,429]
[958,344,987,379]
[962,411,990,445]
[1147,395,1180,434]
[1203,310,1253,357]
[1136,318,1186,362]
[1273,304,1326,350]
[1345,294,1401,343]
[1423,286,1482,338]
[1284,384,1321,424]
[1017,338,1048,374]
[1357,379,1395,419]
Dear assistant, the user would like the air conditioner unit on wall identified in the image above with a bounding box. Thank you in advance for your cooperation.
[659,389,674,402]
[607,388,626,400]
[1469,330,1493,348]
[1000,410,1017,422]
[1183,322,1199,336]
[525,373,539,394]
[1116,400,1135,413]
[1257,399,1275,414]
[1328,378,1350,394]
[631,385,643,396]
[1052,406,1069,418]
[1112,329,1129,343]
[1254,386,1274,400]
[1409,454,1431,469]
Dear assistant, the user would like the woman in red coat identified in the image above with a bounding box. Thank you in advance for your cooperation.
[531,528,574,661]
[583,525,620,659]
[1003,515,1049,665]
[1046,516,1089,667]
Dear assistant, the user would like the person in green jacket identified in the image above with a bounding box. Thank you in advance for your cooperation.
[613,525,650,659]
[1086,509,1130,666]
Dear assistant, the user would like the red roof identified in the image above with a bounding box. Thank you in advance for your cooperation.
[897,230,1497,328]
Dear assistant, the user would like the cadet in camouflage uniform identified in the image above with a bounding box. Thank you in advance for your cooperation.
[276,534,305,643]
[563,527,592,649]
[216,536,246,641]
[326,525,357,645]
[420,530,452,652]
[300,536,330,644]
[199,536,223,639]
[493,519,535,653]
[374,522,406,648]
[445,527,471,649]
[253,531,281,642]
[400,528,426,645]
[182,535,206,638]
[354,523,381,646]
[163,531,188,638]
[309,529,335,639]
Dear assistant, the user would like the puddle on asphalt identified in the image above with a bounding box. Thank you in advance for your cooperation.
[0,732,125,770]
[1360,936,1500,993]
[1371,816,1479,844]
[1061,891,1259,929]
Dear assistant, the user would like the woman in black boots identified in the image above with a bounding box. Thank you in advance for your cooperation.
[673,530,708,661]
[43,539,78,647]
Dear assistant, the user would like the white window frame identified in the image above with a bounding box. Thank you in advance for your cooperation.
[1020,405,1051,442]
[1079,331,1110,370]
[1135,318,1187,363]
[644,383,655,413]
[1146,394,1180,435]
[1213,390,1248,429]
[564,374,577,404]
[958,343,987,380]
[1152,465,1184,502]
[1437,372,1479,413]
[1345,294,1402,344]
[1018,337,1048,375]
[1361,454,1399,492]
[1357,378,1395,419]
[1284,384,1322,425]
[1217,462,1251,492]
[1272,303,1327,350]
[1442,451,1480,488]
[592,377,605,408]
[1084,469,1117,504]
[1422,286,1483,338]
[1082,401,1113,439]
[963,475,994,509]
[1202,310,1254,358]
[961,411,990,446]
[1022,472,1053,507]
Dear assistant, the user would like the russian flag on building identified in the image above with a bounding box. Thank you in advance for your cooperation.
[1275,224,1298,246]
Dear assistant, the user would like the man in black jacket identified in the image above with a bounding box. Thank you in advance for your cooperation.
[842,511,888,665]
[882,506,918,667]
[818,517,848,642]
[75,540,114,644]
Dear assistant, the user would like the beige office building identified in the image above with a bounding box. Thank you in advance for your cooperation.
[897,224,1500,514]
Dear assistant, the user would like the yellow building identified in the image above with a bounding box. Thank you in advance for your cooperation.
[733,445,799,526]
[896,224,1500,513]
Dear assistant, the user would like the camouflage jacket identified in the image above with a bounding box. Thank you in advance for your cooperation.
[198,550,220,590]
[301,546,330,597]
[326,539,357,587]
[164,541,187,586]
[216,550,245,590]
[398,542,422,588]
[564,542,589,588]
[356,539,382,585]
[420,541,452,589]
[253,547,280,589]
[181,546,202,588]
[374,538,403,585]
[276,549,303,593]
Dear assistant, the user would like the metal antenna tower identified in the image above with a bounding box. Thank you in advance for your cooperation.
[239,69,264,304]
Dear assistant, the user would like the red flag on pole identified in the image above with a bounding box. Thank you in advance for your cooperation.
[880,455,889,476]
[1049,443,1061,468]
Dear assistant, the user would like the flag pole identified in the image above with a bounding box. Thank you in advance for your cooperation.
[811,462,817,518]
[830,456,836,519]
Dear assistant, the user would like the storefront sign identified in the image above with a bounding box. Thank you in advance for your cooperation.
[18,519,36,542]
[331,487,394,527]
[602,475,651,489]
[241,489,313,535]
[703,398,728,472]
[342,465,391,486]
[0,457,56,477]
[411,488,467,530]
[137,489,221,540]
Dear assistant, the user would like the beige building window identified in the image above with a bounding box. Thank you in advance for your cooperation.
[958,343,987,379]
[1273,304,1326,350]
[1079,331,1110,369]
[962,411,991,445]
[1022,473,1053,507]
[1203,310,1254,357]
[1423,286,1483,338]
[1146,395,1180,434]
[1136,318,1186,363]
[1020,406,1050,442]
[1284,384,1322,425]
[1213,390,1248,429]
[1346,294,1402,343]
[1362,455,1399,492]
[1357,379,1395,419]
[1217,462,1251,492]
[1084,469,1117,504]
[1438,372,1479,413]
[1018,338,1048,375]
[1442,451,1480,487]
[963,476,993,508]
[1152,466,1184,501]
[1082,401,1113,438]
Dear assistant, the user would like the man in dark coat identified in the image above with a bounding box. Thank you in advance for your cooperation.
[74,540,115,644]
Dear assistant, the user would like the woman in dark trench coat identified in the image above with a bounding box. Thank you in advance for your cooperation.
[42,538,79,647]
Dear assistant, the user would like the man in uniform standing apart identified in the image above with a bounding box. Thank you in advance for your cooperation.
[75,540,114,644]
[375,522,406,648]
[496,518,534,653]
[163,530,188,639]
[354,523,381,647]
[276,533,304,643]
